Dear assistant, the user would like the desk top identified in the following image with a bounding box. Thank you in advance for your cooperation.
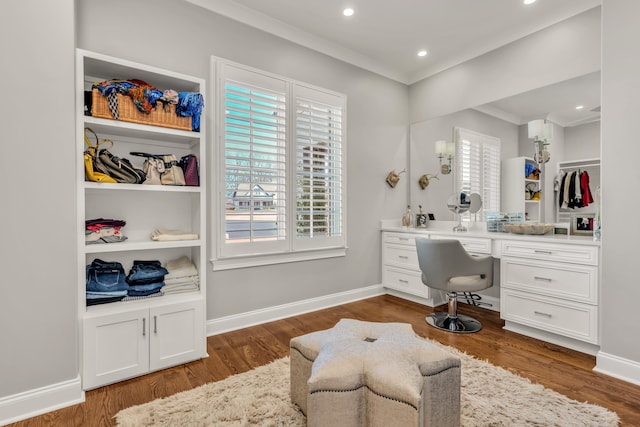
[380,220,600,247]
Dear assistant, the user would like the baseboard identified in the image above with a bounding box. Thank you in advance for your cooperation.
[503,321,599,355]
[594,351,640,386]
[0,376,84,426]
[207,284,386,335]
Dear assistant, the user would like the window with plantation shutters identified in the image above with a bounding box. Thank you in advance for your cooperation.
[295,88,343,247]
[213,58,346,268]
[454,127,501,221]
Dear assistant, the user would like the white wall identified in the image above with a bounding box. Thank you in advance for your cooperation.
[410,109,519,220]
[597,0,640,383]
[409,7,601,124]
[76,0,409,320]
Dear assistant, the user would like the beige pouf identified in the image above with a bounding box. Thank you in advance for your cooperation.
[290,319,461,427]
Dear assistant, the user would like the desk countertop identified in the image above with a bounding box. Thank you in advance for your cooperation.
[380,220,600,247]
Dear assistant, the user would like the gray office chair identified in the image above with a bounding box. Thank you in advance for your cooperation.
[415,237,493,333]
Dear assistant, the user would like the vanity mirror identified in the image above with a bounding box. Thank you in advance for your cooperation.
[409,71,601,224]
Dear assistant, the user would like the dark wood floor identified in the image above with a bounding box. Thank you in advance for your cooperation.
[10,295,640,426]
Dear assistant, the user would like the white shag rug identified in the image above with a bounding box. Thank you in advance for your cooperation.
[116,343,619,427]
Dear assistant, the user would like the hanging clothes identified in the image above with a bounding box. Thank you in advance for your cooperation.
[581,170,594,206]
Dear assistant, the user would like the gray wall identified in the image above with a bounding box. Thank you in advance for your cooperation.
[1,0,77,398]
[76,0,409,320]
[600,0,640,373]
[565,121,601,160]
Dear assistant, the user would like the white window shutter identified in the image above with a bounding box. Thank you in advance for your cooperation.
[455,127,501,220]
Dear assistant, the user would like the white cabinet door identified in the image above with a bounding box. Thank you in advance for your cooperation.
[83,308,149,389]
[149,301,205,371]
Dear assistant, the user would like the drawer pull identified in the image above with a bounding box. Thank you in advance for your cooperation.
[534,311,552,318]
[533,276,553,282]
[398,237,410,241]
[398,255,409,260]
[534,250,553,255]
[398,279,409,284]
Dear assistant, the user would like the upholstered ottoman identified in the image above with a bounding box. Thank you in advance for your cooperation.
[290,319,461,427]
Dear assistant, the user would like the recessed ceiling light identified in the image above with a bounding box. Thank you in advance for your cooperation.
[417,50,428,57]
[523,0,536,4]
[343,8,354,17]
[576,105,585,110]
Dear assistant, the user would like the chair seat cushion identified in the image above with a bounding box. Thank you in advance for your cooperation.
[447,274,491,292]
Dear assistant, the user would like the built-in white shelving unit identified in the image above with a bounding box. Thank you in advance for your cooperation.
[76,49,207,389]
[502,156,541,222]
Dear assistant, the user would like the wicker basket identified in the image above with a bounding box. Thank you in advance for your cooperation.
[91,89,191,131]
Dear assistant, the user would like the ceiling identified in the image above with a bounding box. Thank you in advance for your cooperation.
[187,0,602,126]
[475,71,601,127]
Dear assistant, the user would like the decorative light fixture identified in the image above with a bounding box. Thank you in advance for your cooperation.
[527,119,553,166]
[435,140,455,175]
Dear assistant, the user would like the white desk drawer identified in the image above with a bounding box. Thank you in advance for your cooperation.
[501,289,598,344]
[430,235,492,254]
[383,243,419,269]
[383,232,417,246]
[501,240,598,265]
[501,258,597,304]
[382,266,428,297]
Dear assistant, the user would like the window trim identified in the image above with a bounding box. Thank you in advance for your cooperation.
[211,57,347,270]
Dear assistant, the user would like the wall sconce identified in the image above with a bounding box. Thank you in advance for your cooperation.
[385,168,406,188]
[527,119,553,166]
[418,173,439,190]
[435,140,455,175]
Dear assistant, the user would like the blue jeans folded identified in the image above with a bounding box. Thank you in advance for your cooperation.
[86,259,128,292]
[127,282,165,293]
[127,261,168,285]
[86,290,128,298]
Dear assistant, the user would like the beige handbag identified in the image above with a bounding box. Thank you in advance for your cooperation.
[142,157,164,185]
[160,154,186,186]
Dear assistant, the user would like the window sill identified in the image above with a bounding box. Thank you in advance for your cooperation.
[210,247,348,271]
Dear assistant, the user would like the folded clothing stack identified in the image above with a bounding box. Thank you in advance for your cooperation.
[151,228,198,241]
[86,218,127,244]
[86,259,128,306]
[125,260,168,297]
[163,256,200,295]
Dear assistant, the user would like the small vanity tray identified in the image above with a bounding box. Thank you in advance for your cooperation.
[504,223,554,235]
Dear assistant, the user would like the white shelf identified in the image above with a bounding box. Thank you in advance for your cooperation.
[84,182,201,193]
[83,116,200,145]
[502,157,542,223]
[77,49,207,390]
[85,239,202,253]
[84,292,202,316]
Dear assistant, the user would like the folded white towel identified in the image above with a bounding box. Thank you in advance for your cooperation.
[151,229,198,241]
[165,256,199,279]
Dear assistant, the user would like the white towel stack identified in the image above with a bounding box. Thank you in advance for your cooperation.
[163,256,200,295]
[151,228,198,241]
